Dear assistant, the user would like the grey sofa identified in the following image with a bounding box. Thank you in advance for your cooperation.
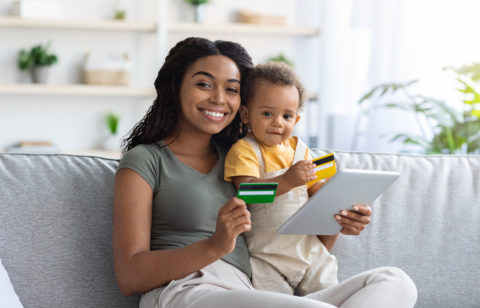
[0,151,479,307]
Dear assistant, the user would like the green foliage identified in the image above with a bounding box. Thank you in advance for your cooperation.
[184,0,209,5]
[114,10,126,20]
[18,42,58,70]
[358,63,480,154]
[106,113,120,135]
[266,53,295,67]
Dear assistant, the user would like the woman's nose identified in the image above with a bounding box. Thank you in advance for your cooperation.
[211,89,226,104]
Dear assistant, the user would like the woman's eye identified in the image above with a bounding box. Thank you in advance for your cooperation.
[197,82,212,88]
[226,87,239,94]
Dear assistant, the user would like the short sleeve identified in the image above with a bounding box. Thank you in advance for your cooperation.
[117,145,159,192]
[224,140,260,181]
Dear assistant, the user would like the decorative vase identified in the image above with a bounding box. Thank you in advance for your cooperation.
[102,134,120,151]
[193,4,205,23]
[30,66,50,84]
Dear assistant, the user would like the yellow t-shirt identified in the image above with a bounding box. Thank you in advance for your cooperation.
[224,135,312,186]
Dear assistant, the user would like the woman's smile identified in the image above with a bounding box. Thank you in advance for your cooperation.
[200,108,229,122]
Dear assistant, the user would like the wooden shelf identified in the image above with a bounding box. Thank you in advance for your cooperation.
[0,84,156,97]
[169,22,320,37]
[0,16,157,32]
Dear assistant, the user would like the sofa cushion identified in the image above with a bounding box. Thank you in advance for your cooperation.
[0,259,23,308]
[312,149,480,308]
[0,154,138,307]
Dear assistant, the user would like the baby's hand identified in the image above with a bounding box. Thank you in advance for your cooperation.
[283,160,316,188]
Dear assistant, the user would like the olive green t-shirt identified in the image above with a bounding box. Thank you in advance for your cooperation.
[117,141,251,278]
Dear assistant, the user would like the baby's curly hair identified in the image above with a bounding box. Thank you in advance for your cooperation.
[241,62,306,111]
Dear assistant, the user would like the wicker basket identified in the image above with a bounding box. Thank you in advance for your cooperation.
[83,70,130,86]
[82,53,131,86]
[237,9,286,26]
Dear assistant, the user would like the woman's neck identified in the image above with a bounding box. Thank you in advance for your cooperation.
[164,130,215,156]
[164,130,218,174]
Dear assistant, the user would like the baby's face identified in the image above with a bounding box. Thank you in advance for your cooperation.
[240,80,300,146]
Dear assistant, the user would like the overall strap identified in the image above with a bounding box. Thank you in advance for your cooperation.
[292,137,307,164]
[243,134,265,178]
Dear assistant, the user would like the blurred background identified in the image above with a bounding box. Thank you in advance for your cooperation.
[1,0,479,157]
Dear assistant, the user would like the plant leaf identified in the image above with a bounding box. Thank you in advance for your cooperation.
[358,80,418,105]
[456,79,480,105]
[387,133,431,149]
[106,113,120,135]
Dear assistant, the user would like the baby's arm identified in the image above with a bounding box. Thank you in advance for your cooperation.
[232,160,316,196]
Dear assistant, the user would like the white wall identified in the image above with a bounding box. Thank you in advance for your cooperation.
[0,0,158,152]
[0,0,321,152]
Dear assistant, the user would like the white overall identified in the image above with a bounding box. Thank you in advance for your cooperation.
[243,135,338,295]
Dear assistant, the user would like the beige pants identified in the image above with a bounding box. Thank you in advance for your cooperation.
[243,135,338,294]
[140,260,417,308]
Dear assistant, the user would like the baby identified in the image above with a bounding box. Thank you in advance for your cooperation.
[224,62,338,295]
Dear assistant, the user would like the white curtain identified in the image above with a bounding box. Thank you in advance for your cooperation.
[318,0,480,153]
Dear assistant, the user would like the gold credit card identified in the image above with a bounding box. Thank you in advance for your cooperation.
[307,153,336,185]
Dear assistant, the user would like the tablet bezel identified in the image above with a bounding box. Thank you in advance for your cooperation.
[277,168,400,235]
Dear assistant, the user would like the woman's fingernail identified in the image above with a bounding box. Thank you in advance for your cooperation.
[353,206,359,211]
[335,215,341,221]
[341,211,348,216]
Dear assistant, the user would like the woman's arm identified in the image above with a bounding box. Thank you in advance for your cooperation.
[113,168,251,296]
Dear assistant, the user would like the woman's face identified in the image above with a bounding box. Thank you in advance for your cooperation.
[178,55,241,137]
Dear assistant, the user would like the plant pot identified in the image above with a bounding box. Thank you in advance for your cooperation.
[193,4,206,23]
[30,66,50,83]
[102,134,120,151]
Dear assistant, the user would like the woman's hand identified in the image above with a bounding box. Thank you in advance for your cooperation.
[208,197,251,257]
[335,204,372,235]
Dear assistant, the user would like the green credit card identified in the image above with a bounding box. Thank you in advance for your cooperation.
[237,182,278,204]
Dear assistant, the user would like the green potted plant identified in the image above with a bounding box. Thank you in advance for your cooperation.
[184,0,209,23]
[113,1,126,20]
[266,53,295,67]
[354,62,480,154]
[18,42,58,83]
[114,9,126,20]
[103,112,120,151]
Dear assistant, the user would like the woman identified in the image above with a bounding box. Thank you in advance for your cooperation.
[113,37,417,308]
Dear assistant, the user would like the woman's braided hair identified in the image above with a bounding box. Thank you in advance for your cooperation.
[122,37,253,152]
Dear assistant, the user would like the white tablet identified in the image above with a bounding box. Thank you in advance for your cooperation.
[278,168,400,235]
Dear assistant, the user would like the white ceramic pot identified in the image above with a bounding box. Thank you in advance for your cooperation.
[30,66,50,83]
[102,134,120,151]
[193,4,206,23]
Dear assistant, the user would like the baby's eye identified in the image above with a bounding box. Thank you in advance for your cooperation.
[263,111,272,117]
[283,114,293,120]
